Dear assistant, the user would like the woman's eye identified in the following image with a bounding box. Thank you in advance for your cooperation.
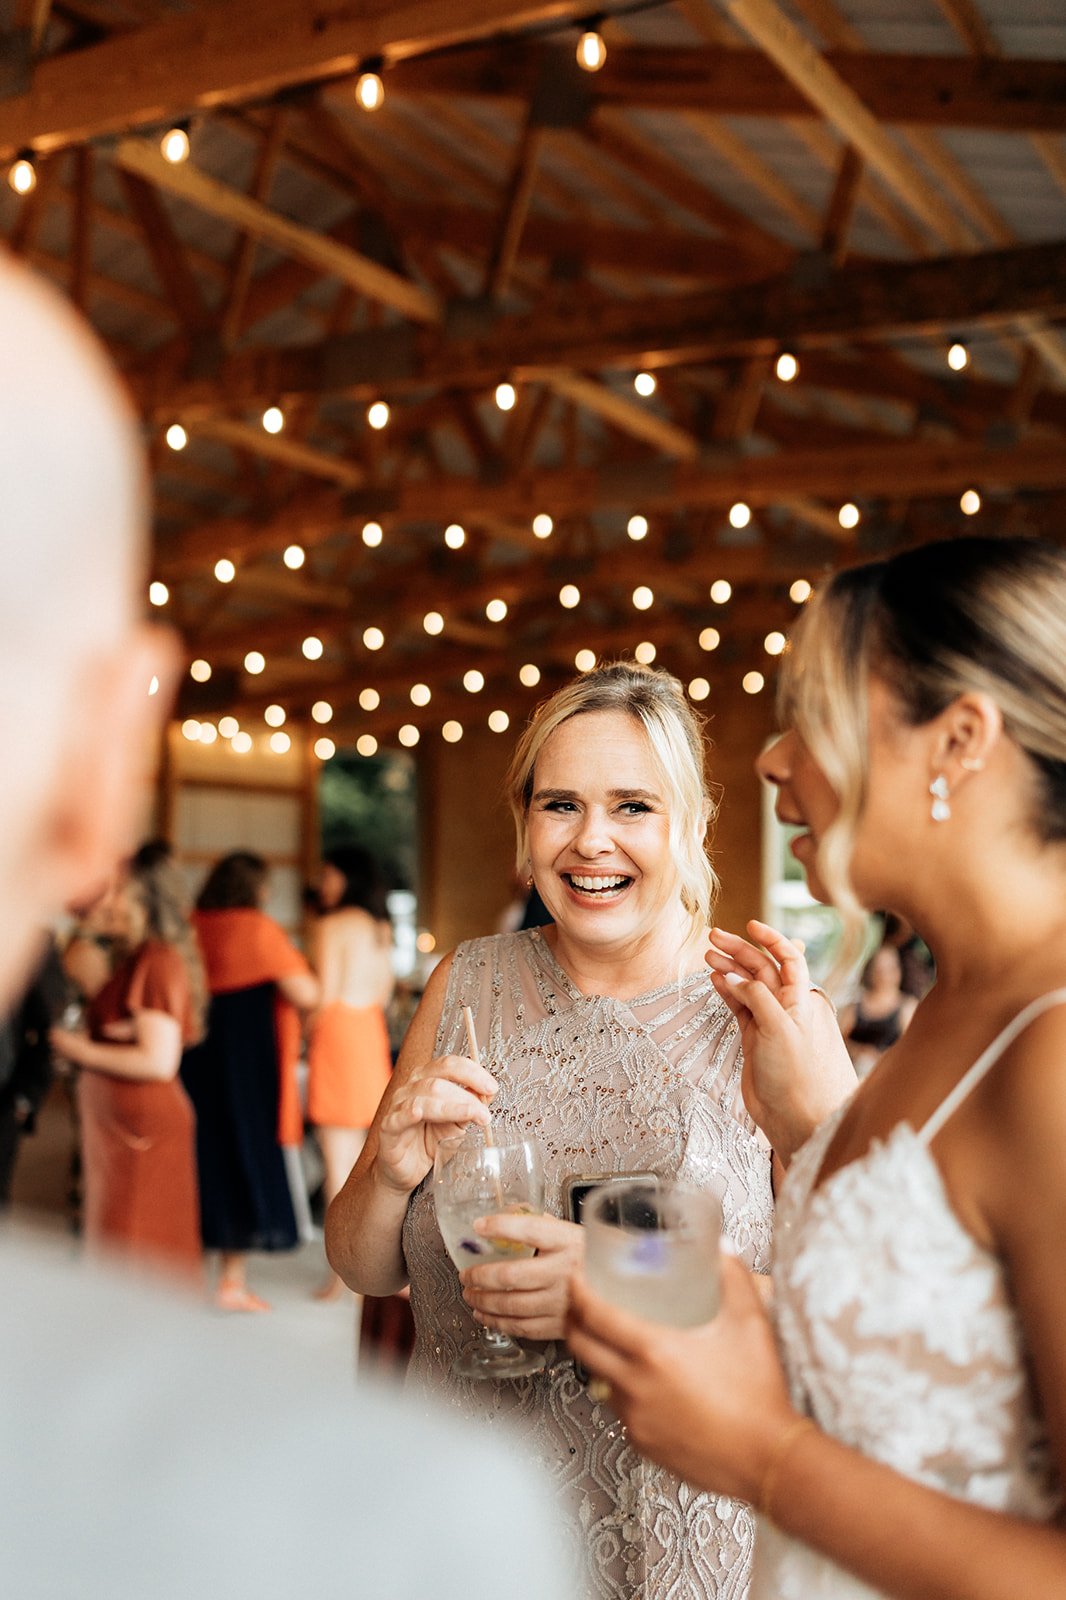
[544,800,577,813]
[618,802,651,816]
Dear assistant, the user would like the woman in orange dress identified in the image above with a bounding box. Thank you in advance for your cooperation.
[187,851,319,1312]
[308,847,394,1299]
[50,852,205,1277]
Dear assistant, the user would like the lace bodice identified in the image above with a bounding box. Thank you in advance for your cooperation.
[403,930,774,1600]
[753,993,1066,1600]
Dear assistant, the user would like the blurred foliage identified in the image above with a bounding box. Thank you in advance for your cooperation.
[319,751,417,890]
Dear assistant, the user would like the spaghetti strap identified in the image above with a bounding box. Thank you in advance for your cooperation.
[918,987,1066,1146]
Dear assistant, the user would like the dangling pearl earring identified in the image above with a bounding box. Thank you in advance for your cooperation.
[929,774,951,822]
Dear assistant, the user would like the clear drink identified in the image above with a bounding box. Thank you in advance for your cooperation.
[435,1200,537,1271]
[583,1180,721,1327]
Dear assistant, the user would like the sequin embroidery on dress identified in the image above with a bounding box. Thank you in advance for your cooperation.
[751,992,1066,1600]
[402,930,774,1600]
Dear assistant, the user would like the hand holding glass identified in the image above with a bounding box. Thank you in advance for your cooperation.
[582,1179,722,1326]
[433,1130,548,1379]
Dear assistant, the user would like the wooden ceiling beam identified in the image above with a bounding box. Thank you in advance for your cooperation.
[112,139,442,326]
[541,371,701,460]
[0,0,596,157]
[379,44,1066,135]
[135,236,1066,415]
[188,418,366,489]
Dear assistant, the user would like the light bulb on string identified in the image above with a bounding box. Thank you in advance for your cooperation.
[219,716,239,740]
[576,24,607,72]
[775,351,799,383]
[488,710,510,733]
[764,631,786,657]
[189,658,212,684]
[315,737,336,761]
[362,521,383,548]
[838,502,860,530]
[634,641,656,665]
[710,580,732,605]
[214,557,236,583]
[166,423,188,451]
[8,154,36,195]
[960,488,981,516]
[359,687,380,712]
[355,58,385,111]
[532,514,553,540]
[367,400,390,431]
[160,125,190,164]
[633,371,657,397]
[262,405,284,434]
[357,734,378,757]
[485,598,507,622]
[423,611,444,636]
[283,544,305,569]
[728,502,751,529]
[444,523,466,550]
[627,515,648,541]
[302,635,323,661]
[699,627,720,652]
[149,581,169,607]
[947,341,969,372]
[398,724,420,748]
[311,700,333,724]
[494,382,516,412]
[789,578,812,604]
[519,663,540,687]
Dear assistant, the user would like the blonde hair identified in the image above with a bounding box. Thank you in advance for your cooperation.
[505,662,718,933]
[781,536,1066,964]
[128,852,208,1043]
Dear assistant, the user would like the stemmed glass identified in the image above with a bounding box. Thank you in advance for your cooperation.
[433,1128,547,1380]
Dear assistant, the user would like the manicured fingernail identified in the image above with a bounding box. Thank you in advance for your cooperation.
[723,972,745,986]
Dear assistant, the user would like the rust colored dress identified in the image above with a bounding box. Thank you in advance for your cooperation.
[307,1003,391,1129]
[79,940,200,1273]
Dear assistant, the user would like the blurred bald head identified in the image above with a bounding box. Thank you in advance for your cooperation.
[0,256,169,1007]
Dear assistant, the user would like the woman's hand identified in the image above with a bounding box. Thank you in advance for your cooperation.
[49,1025,92,1067]
[373,1052,497,1195]
[461,1213,585,1341]
[566,1252,797,1502]
[706,920,856,1163]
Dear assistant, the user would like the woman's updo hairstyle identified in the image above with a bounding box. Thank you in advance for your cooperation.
[781,536,1066,933]
[505,661,718,933]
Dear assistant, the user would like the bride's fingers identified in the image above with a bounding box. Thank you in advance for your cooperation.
[746,921,811,1005]
[709,970,753,1023]
[709,926,784,991]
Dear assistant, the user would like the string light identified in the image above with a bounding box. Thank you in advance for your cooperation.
[398,724,420,748]
[284,544,305,570]
[262,405,284,434]
[231,731,253,754]
[947,342,969,372]
[710,580,732,605]
[367,401,390,430]
[634,641,656,665]
[189,658,212,683]
[838,502,860,530]
[410,683,431,707]
[160,125,190,164]
[423,611,444,635]
[442,721,463,744]
[633,371,657,397]
[576,24,607,72]
[444,523,466,549]
[488,710,510,733]
[264,705,286,728]
[743,671,765,695]
[519,663,540,687]
[359,688,380,711]
[362,521,383,547]
[559,584,580,609]
[495,382,517,412]
[627,515,648,541]
[363,626,384,651]
[775,352,799,383]
[485,598,507,622]
[532,513,553,539]
[789,578,812,604]
[198,722,218,745]
[302,635,324,661]
[688,678,710,702]
[166,423,188,451]
[355,60,385,111]
[218,716,239,739]
[416,931,436,954]
[8,154,36,195]
[575,649,596,672]
[728,502,752,529]
[315,737,336,761]
[149,581,169,607]
[181,719,201,742]
[215,558,236,583]
[632,586,654,611]
[244,650,265,675]
[960,488,981,516]
[699,627,721,651]
[463,670,485,693]
[311,700,333,724]
[269,731,291,754]
[764,631,786,656]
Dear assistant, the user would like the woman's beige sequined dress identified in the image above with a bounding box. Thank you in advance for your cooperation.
[403,930,774,1600]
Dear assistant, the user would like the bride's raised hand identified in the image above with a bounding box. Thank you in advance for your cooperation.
[374,1052,496,1195]
[707,920,855,1163]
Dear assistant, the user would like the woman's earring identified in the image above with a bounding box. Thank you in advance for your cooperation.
[929,774,951,822]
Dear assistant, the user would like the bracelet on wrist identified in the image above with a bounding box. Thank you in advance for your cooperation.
[758,1415,817,1523]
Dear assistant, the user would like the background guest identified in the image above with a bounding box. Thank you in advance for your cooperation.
[838,941,918,1077]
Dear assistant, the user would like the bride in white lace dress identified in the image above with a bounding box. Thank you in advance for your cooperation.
[570,537,1066,1598]
[326,664,851,1600]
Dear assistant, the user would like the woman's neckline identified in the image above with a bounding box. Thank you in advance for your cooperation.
[529,926,711,1006]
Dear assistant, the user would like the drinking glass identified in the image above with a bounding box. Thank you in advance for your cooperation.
[433,1129,547,1380]
[582,1179,722,1326]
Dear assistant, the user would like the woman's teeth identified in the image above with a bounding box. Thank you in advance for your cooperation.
[567,874,630,894]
